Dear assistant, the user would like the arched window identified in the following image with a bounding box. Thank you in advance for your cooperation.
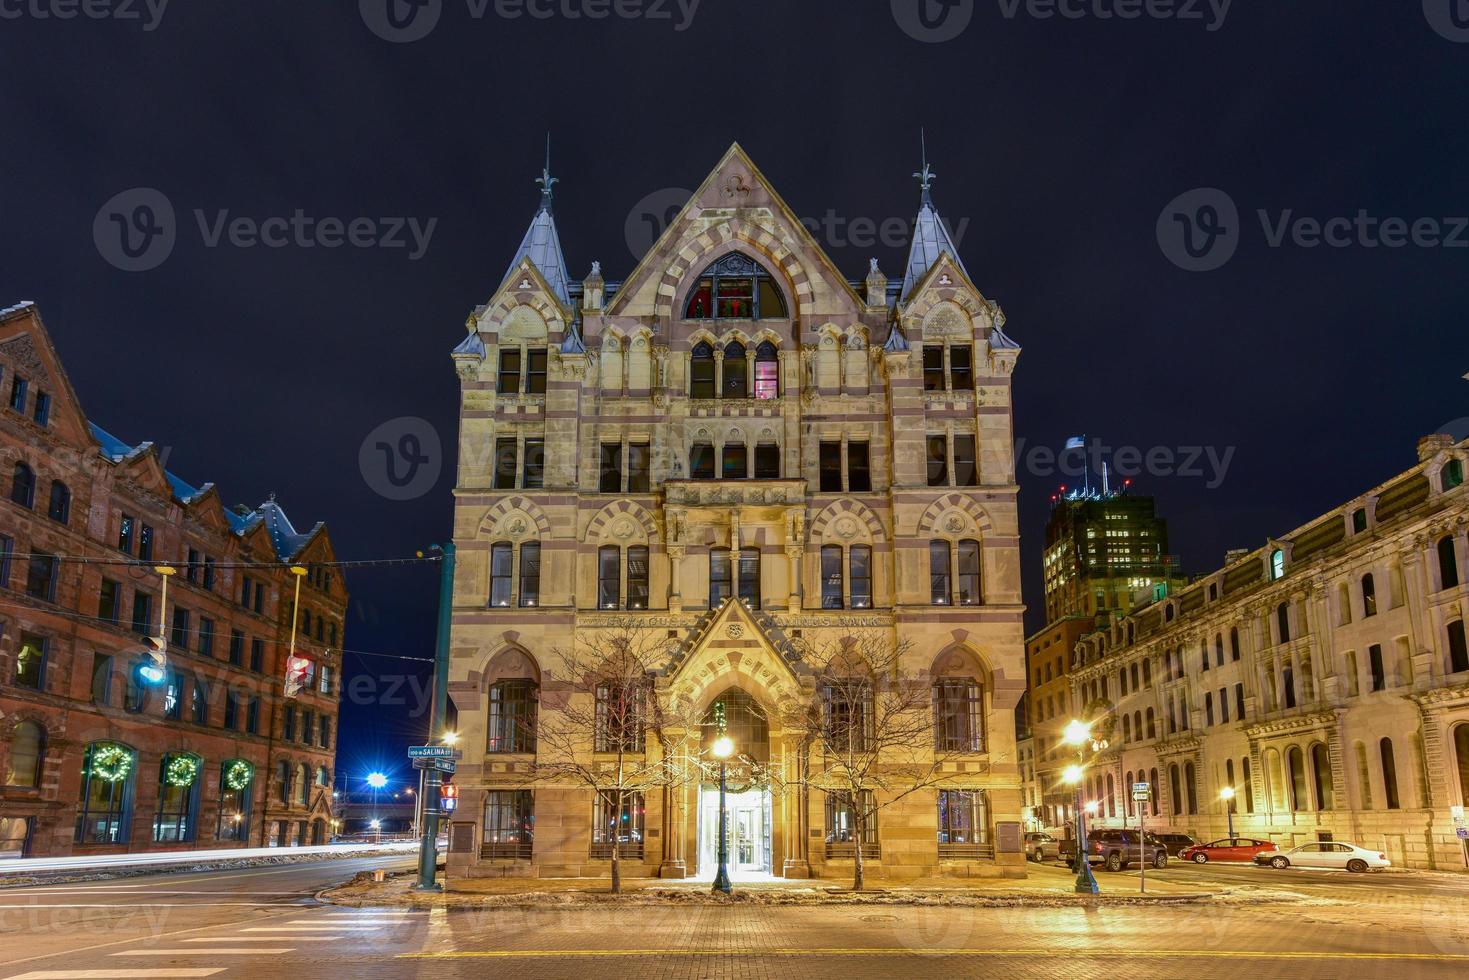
[294,763,309,806]
[1310,743,1333,810]
[597,545,621,609]
[47,481,70,524]
[1149,767,1160,816]
[519,542,540,607]
[956,540,982,606]
[1169,764,1182,815]
[683,252,787,320]
[1230,627,1241,660]
[709,548,732,607]
[1450,619,1468,674]
[754,341,779,399]
[820,545,844,609]
[316,765,330,787]
[722,440,748,479]
[1453,724,1469,808]
[929,540,951,605]
[689,440,715,478]
[5,721,44,787]
[1214,634,1224,667]
[1133,710,1142,739]
[849,545,872,609]
[1122,715,1132,742]
[933,676,985,753]
[488,678,538,753]
[722,341,747,397]
[1145,708,1156,739]
[1142,658,1152,686]
[276,760,290,805]
[1380,737,1401,809]
[1439,536,1460,590]
[489,542,513,608]
[1184,762,1198,814]
[10,462,35,508]
[1125,770,1135,816]
[1443,458,1464,491]
[1276,602,1291,643]
[690,342,716,398]
[1106,773,1116,817]
[1270,548,1285,580]
[154,753,200,843]
[1242,757,1254,812]
[704,689,771,761]
[76,742,135,844]
[1361,573,1377,617]
[217,760,253,842]
[1287,746,1308,811]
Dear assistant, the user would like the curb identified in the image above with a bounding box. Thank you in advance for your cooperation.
[0,847,415,890]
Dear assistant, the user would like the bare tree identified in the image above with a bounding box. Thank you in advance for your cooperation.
[781,632,972,891]
[530,624,703,894]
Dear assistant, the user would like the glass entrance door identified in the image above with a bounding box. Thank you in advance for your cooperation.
[699,787,771,878]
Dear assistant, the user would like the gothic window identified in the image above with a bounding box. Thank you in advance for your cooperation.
[489,543,513,608]
[754,443,780,479]
[933,679,984,753]
[689,442,715,479]
[627,546,649,609]
[722,341,747,397]
[820,545,844,609]
[683,253,787,320]
[956,540,982,606]
[709,548,732,607]
[929,541,951,605]
[690,342,716,398]
[754,341,779,399]
[487,680,538,754]
[722,442,748,479]
[518,543,540,607]
[497,348,521,394]
[598,546,621,610]
[737,549,761,608]
[849,545,872,608]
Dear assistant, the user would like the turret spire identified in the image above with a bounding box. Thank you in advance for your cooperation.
[913,127,936,207]
[536,133,558,214]
[499,138,571,306]
[901,129,970,301]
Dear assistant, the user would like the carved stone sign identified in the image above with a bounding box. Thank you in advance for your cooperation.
[995,821,1023,854]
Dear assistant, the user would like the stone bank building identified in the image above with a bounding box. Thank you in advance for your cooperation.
[444,145,1027,880]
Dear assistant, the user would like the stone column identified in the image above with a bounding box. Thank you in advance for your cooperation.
[744,348,755,399]
[713,349,724,398]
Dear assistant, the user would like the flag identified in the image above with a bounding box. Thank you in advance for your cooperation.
[1064,435,1086,450]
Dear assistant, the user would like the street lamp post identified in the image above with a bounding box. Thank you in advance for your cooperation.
[1062,719,1100,895]
[1220,786,1236,838]
[711,734,735,895]
[367,772,386,840]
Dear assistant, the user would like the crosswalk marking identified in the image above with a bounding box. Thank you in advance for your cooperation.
[4,971,226,979]
[112,950,294,956]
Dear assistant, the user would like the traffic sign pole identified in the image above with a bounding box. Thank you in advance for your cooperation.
[413,542,455,893]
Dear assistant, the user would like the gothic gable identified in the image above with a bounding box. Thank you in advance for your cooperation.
[663,598,812,714]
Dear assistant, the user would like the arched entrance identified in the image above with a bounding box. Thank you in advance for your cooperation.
[696,689,774,880]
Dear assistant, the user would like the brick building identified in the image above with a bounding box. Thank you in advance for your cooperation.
[0,302,346,858]
[443,144,1028,882]
[1066,434,1468,868]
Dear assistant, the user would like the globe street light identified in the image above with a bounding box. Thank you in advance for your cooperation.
[367,772,387,838]
[711,734,735,895]
[1220,786,1236,837]
[1061,720,1100,895]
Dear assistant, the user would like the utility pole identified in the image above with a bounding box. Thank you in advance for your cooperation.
[414,542,456,891]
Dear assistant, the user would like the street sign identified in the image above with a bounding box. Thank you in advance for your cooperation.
[409,745,456,759]
[1132,782,1151,802]
[413,757,456,773]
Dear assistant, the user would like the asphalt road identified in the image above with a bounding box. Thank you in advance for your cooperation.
[3,857,1468,979]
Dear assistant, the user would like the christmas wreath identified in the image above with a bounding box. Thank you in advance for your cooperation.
[165,755,200,787]
[223,759,254,792]
[90,743,133,783]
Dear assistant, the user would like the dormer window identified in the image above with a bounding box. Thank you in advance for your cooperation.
[1269,548,1286,581]
[684,252,787,320]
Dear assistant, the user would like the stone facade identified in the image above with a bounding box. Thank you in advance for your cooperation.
[1019,614,1094,830]
[0,303,346,858]
[1065,434,1469,869]
[444,145,1028,881]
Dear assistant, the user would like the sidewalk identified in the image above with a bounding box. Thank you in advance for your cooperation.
[323,862,1305,909]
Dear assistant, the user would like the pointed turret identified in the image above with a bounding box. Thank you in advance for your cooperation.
[900,132,971,301]
[500,136,571,306]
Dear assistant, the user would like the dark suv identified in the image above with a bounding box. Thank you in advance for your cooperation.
[1151,832,1197,857]
[1066,829,1168,871]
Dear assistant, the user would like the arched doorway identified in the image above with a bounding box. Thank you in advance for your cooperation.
[697,689,773,880]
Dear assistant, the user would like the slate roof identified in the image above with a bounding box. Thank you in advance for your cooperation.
[501,199,570,307]
[87,422,319,557]
[901,195,971,302]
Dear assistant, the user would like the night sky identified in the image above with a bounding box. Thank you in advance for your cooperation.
[2,2,1465,784]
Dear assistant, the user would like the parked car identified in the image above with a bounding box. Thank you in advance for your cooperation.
[1179,838,1279,864]
[1150,832,1198,857]
[1025,832,1062,863]
[1061,829,1169,871]
[1253,841,1390,872]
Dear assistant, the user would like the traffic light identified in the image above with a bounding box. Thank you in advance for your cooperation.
[439,779,459,814]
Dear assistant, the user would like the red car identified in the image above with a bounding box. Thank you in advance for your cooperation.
[1179,837,1279,863]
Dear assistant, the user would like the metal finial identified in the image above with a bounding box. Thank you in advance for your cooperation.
[535,133,558,212]
[913,128,936,206]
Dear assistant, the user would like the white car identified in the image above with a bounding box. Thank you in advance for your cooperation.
[1253,841,1390,872]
